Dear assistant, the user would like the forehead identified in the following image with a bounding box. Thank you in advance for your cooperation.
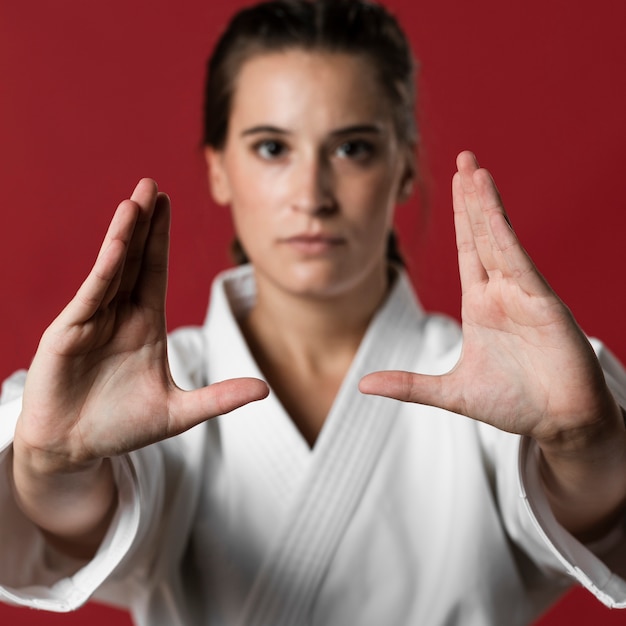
[228,50,393,131]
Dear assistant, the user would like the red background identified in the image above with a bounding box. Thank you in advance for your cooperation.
[1,0,626,623]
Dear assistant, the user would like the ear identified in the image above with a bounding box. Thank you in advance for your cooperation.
[204,146,232,205]
[396,148,415,204]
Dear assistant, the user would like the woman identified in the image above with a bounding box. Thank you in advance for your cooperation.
[1,1,626,624]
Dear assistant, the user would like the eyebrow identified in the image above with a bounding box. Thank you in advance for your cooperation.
[241,125,289,137]
[330,124,383,137]
[240,123,383,138]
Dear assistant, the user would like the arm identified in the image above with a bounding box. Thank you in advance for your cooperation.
[12,179,268,559]
[361,151,626,542]
[537,406,626,543]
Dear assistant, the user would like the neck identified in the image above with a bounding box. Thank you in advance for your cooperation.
[239,264,392,446]
[242,266,391,376]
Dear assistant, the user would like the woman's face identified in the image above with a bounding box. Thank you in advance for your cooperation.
[206,50,411,302]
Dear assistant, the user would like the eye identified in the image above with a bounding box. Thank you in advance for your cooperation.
[335,140,375,161]
[254,139,287,160]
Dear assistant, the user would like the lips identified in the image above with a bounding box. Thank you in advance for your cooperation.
[281,233,345,254]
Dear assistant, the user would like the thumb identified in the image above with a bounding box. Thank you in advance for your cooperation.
[359,370,447,408]
[168,377,269,436]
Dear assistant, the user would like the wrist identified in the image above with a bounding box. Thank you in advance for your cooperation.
[13,412,100,476]
[537,401,626,542]
[11,446,117,556]
[536,393,626,462]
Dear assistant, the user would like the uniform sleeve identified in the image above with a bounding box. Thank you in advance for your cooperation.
[0,372,158,612]
[0,325,208,613]
[488,339,626,609]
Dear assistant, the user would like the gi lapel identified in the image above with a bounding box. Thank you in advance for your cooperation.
[205,267,312,509]
[236,271,428,626]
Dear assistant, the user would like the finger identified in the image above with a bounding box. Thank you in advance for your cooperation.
[116,178,160,300]
[359,370,448,409]
[473,169,553,297]
[60,200,140,325]
[167,378,270,435]
[133,192,171,311]
[456,151,501,275]
[453,171,488,293]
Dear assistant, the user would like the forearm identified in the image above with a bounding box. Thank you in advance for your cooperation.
[539,404,626,544]
[11,442,117,560]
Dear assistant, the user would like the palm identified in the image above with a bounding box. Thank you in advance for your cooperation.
[37,303,173,458]
[361,152,611,443]
[16,180,267,467]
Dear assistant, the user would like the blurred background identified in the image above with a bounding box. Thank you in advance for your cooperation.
[1,0,625,623]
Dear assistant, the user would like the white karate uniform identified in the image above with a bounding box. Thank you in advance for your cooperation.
[1,265,626,626]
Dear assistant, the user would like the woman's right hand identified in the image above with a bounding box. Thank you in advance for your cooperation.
[13,179,268,558]
[11,180,267,552]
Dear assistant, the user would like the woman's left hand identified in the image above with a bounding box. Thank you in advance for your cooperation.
[360,151,626,539]
[362,150,619,445]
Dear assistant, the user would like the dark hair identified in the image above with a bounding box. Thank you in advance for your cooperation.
[203,0,418,265]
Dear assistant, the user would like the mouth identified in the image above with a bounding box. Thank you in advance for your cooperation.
[281,233,346,255]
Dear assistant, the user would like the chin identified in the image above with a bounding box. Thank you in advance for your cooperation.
[274,262,381,301]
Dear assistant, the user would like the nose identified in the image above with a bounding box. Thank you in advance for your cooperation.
[290,154,337,216]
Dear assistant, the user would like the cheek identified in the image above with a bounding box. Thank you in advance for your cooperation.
[226,166,279,236]
[230,203,267,252]
[341,170,398,231]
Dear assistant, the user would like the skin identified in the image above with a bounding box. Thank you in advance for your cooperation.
[361,155,626,541]
[12,183,269,557]
[207,51,410,304]
[206,51,412,442]
[11,49,626,562]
